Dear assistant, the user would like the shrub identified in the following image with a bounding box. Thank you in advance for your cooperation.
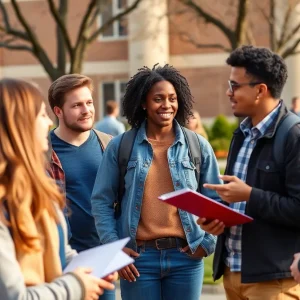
[210,138,231,152]
[211,115,233,140]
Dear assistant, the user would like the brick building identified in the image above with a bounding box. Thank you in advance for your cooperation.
[0,0,298,123]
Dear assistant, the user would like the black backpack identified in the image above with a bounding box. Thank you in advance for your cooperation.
[273,112,300,165]
[114,127,202,218]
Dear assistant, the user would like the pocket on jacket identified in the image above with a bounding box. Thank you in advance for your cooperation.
[125,160,138,191]
[256,160,281,190]
[181,160,198,190]
[257,160,278,173]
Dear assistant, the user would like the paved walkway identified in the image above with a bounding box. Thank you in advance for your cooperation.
[218,158,227,170]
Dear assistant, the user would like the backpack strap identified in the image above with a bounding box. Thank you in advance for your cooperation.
[274,112,300,165]
[115,128,138,218]
[115,127,202,218]
[182,127,202,192]
[92,129,112,151]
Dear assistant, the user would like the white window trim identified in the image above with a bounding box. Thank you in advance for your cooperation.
[99,80,128,119]
[98,0,128,42]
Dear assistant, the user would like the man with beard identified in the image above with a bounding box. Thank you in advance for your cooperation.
[48,74,114,300]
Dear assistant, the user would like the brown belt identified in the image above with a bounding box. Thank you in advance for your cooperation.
[137,237,188,250]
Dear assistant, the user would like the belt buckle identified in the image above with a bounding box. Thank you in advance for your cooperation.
[155,238,168,250]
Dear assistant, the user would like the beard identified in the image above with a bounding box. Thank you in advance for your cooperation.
[62,115,94,132]
[233,111,247,118]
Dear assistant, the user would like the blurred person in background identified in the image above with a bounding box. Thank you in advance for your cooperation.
[95,100,125,136]
[185,109,208,139]
[290,96,300,117]
[0,78,116,300]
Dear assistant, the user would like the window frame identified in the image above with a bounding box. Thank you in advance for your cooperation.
[98,0,128,41]
[99,80,128,120]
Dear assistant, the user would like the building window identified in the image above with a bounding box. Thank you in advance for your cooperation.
[100,80,127,119]
[99,0,128,40]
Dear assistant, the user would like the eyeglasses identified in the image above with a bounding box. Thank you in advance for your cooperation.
[228,80,263,94]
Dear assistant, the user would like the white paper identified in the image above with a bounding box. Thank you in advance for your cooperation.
[64,237,134,278]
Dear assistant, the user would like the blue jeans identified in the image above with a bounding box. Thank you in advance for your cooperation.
[120,246,204,300]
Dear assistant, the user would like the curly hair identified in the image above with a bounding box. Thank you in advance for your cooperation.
[226,45,288,99]
[123,64,194,128]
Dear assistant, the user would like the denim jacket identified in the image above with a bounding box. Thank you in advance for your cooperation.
[91,121,221,255]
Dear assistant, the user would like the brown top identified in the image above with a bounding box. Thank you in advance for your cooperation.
[136,138,185,241]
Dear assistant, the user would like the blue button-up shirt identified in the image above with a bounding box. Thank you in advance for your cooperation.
[94,116,125,136]
[225,103,281,271]
[91,120,221,255]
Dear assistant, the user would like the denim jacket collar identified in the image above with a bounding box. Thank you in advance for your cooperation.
[135,120,186,145]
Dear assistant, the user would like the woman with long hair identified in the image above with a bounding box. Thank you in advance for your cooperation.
[0,78,115,300]
[91,65,221,300]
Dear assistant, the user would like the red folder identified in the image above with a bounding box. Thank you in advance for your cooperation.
[158,188,253,227]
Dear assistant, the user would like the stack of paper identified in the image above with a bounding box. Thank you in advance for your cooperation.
[64,237,134,278]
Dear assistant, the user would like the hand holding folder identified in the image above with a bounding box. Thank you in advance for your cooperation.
[158,188,253,227]
[64,237,134,278]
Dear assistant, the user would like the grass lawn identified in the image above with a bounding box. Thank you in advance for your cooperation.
[203,255,222,285]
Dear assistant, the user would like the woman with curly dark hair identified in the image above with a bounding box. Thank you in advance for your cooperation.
[92,64,221,300]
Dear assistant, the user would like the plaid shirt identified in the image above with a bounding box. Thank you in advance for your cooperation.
[225,103,281,272]
[48,150,66,194]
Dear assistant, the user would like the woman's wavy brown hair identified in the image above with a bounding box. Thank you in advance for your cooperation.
[0,78,64,251]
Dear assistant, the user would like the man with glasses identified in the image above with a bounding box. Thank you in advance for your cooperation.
[198,45,300,299]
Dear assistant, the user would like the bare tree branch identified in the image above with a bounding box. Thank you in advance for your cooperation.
[0,35,32,51]
[0,1,29,41]
[70,0,143,73]
[171,0,300,60]
[0,42,32,51]
[235,0,249,46]
[245,25,256,45]
[74,0,98,50]
[281,37,300,58]
[0,0,144,80]
[0,1,11,30]
[280,23,300,50]
[87,0,143,43]
[277,2,293,50]
[86,5,101,29]
[46,0,73,57]
[269,0,276,50]
[178,29,231,51]
[178,0,235,47]
[287,49,300,56]
[56,0,67,74]
[10,0,58,80]
[69,0,100,73]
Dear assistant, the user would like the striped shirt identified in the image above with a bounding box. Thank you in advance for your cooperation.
[225,103,281,272]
